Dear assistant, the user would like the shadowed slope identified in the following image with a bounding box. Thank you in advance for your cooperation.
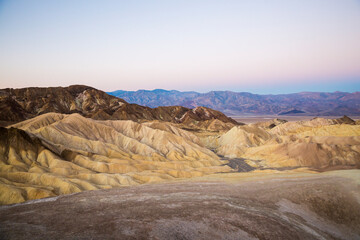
[0,127,89,204]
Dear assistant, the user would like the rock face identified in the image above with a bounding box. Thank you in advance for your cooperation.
[109,89,360,116]
[0,85,238,129]
[0,85,126,123]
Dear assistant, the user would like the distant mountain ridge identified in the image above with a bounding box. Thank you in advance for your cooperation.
[108,89,360,116]
[0,85,238,129]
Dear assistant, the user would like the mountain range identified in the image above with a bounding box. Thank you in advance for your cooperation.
[108,89,360,116]
[0,85,238,129]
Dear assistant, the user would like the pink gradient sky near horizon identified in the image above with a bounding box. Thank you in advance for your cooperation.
[0,0,359,94]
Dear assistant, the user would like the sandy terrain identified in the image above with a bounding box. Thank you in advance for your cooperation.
[0,169,359,240]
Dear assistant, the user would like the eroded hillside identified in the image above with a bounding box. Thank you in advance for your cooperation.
[0,113,233,204]
[215,117,360,170]
[0,112,359,205]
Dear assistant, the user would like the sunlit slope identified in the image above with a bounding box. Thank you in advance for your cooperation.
[0,113,230,204]
[216,118,360,169]
[268,116,356,136]
[241,135,360,168]
[216,125,272,157]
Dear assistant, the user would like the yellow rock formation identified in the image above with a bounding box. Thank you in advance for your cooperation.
[1,114,360,205]
[216,119,360,169]
[0,113,231,204]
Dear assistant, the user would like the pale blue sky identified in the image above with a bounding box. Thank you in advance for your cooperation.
[0,0,359,93]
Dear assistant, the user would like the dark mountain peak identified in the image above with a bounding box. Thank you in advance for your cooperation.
[190,106,238,124]
[0,85,238,130]
[279,109,306,115]
[65,85,95,95]
[0,85,126,124]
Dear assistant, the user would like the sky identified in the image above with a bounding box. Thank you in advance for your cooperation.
[0,0,359,94]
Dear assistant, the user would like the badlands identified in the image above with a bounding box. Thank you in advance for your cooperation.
[1,111,358,205]
[0,86,359,239]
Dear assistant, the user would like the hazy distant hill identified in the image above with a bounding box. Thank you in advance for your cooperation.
[109,90,360,116]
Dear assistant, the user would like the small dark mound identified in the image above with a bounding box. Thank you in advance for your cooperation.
[279,109,305,115]
[223,158,256,172]
[333,115,356,125]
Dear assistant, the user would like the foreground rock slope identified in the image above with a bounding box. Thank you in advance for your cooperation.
[1,170,359,240]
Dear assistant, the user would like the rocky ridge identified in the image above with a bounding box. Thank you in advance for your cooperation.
[0,85,238,130]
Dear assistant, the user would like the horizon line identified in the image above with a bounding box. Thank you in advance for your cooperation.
[2,84,360,95]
